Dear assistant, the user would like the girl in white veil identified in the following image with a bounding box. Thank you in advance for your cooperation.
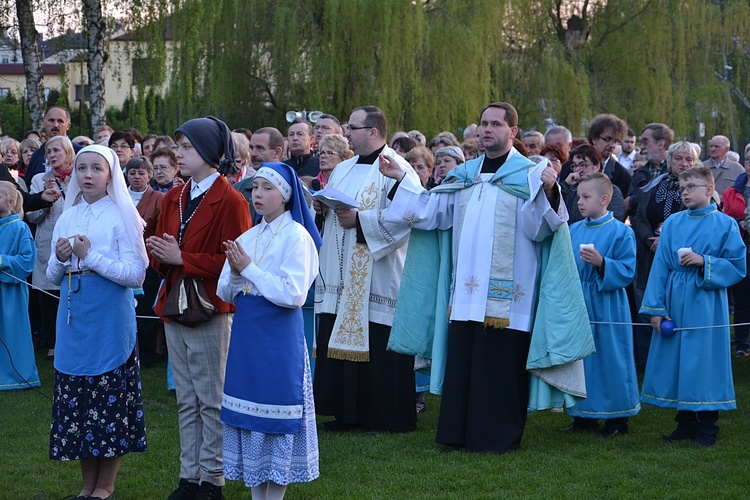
[46,144,149,499]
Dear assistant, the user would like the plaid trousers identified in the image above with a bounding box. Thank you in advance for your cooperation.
[165,313,232,486]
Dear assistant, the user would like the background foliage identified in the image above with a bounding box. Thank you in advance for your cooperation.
[2,0,750,147]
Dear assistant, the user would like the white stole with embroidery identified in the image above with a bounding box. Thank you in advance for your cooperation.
[325,163,383,362]
[450,175,517,328]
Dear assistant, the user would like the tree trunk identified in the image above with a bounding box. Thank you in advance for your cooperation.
[15,0,45,131]
[83,0,107,131]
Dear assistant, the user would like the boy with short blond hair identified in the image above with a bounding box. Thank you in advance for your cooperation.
[640,165,746,446]
[566,174,639,436]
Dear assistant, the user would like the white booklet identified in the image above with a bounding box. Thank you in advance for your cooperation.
[310,185,359,210]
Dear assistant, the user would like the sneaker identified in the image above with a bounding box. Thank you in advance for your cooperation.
[195,483,224,500]
[167,479,200,500]
[735,349,748,358]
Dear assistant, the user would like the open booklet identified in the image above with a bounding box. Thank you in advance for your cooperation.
[308,185,359,210]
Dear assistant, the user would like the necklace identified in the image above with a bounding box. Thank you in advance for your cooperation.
[333,216,346,301]
[244,212,286,295]
[253,212,286,264]
[178,181,210,244]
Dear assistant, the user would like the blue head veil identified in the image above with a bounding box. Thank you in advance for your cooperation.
[253,162,323,248]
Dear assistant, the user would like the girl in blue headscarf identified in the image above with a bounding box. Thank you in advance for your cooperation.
[217,162,322,498]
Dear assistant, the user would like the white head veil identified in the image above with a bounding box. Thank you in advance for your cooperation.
[65,144,149,269]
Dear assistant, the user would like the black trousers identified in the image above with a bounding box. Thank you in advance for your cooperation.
[436,322,531,453]
[135,266,161,366]
[40,289,60,350]
[313,313,416,432]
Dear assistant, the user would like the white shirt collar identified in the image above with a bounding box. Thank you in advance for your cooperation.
[190,172,220,199]
[259,210,291,233]
[81,195,114,219]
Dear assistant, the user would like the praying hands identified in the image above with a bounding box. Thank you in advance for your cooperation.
[147,233,184,266]
[224,239,251,275]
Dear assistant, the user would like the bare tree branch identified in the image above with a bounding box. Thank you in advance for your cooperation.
[594,0,654,49]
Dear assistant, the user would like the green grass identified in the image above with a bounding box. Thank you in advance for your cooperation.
[3,351,749,499]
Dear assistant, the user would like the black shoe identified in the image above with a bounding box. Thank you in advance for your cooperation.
[735,349,749,358]
[317,419,355,432]
[561,420,599,432]
[167,479,200,500]
[597,426,627,438]
[662,427,696,443]
[693,433,717,447]
[195,482,224,500]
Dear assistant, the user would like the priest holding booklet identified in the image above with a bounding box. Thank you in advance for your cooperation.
[312,105,420,434]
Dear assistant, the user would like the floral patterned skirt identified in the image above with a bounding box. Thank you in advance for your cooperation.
[49,347,147,460]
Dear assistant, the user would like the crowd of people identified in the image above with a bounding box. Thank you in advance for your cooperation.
[0,101,748,499]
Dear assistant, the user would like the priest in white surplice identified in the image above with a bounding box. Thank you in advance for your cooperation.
[380,102,594,453]
[313,105,419,433]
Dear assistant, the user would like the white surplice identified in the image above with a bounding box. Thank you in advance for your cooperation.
[383,153,568,333]
[314,146,417,327]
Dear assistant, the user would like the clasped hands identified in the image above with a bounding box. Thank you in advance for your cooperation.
[55,235,91,261]
[146,234,184,266]
[223,240,251,276]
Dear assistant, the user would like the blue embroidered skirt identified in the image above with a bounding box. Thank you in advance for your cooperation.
[222,294,319,486]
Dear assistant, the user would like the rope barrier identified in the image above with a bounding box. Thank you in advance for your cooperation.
[2,270,161,320]
[5,270,749,330]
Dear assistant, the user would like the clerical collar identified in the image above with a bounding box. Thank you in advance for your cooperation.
[481,151,510,174]
[358,145,386,165]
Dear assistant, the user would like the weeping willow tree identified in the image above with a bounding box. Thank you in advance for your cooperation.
[128,0,750,143]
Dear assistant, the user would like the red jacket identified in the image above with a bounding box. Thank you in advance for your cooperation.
[722,186,746,222]
[151,175,252,320]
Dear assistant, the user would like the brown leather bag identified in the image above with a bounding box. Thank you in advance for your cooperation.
[162,271,216,327]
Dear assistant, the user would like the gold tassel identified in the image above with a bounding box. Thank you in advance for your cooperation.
[446,306,452,321]
[327,348,370,362]
[312,347,317,359]
[484,317,510,330]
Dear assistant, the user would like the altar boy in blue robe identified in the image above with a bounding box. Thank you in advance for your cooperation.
[640,165,746,447]
[566,174,639,437]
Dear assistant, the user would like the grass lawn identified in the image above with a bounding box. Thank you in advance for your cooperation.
[3,350,749,499]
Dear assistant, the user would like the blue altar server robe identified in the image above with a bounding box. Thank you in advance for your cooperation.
[639,204,746,411]
[568,212,640,418]
[0,213,40,390]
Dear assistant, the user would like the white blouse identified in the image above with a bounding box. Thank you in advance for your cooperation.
[217,211,319,309]
[46,197,147,288]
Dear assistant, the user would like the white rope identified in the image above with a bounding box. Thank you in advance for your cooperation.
[2,269,161,320]
[589,320,750,331]
[6,270,749,329]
